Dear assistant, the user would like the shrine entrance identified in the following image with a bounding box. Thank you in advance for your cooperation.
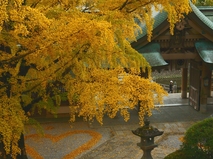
[131,4,213,112]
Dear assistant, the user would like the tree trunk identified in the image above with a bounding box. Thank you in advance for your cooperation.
[16,133,28,159]
[0,133,28,159]
[0,134,7,158]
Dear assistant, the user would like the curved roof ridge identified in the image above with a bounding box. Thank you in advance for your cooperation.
[135,11,168,40]
[134,2,213,42]
[195,40,213,64]
[190,1,213,30]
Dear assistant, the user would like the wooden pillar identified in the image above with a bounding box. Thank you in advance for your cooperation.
[181,68,188,99]
[200,63,211,113]
[207,70,212,97]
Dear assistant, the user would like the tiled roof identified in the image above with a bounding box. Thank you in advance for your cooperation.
[135,11,168,40]
[197,6,213,22]
[189,1,213,30]
[134,4,213,67]
[135,3,213,41]
[137,43,168,67]
[195,40,213,64]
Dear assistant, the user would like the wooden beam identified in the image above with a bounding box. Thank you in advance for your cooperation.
[154,34,204,41]
[161,53,198,60]
[187,18,213,42]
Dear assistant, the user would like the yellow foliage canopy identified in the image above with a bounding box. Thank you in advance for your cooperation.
[0,0,193,158]
[67,68,167,125]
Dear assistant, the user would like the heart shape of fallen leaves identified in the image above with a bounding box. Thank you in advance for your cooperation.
[25,130,102,159]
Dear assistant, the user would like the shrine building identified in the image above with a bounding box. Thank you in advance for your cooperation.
[131,2,213,112]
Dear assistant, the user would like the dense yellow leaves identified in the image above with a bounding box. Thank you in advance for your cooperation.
[0,97,28,158]
[161,0,193,34]
[0,0,193,158]
[67,68,167,125]
[0,1,8,32]
[0,0,194,42]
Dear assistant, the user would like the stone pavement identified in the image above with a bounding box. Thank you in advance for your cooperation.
[78,121,195,159]
[25,93,213,159]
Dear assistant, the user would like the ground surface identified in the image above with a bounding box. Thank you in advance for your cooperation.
[25,96,213,159]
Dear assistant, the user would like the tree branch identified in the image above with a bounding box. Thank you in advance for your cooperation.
[119,0,129,10]
[22,96,42,113]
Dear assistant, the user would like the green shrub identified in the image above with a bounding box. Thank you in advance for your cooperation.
[164,118,213,159]
[164,149,188,159]
[182,118,213,159]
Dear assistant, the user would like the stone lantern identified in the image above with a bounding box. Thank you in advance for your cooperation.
[132,118,163,159]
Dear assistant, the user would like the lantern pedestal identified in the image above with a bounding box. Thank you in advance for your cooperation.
[132,118,163,159]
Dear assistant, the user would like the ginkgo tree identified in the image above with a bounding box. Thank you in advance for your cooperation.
[0,0,194,158]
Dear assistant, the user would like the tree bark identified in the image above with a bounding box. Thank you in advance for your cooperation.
[16,133,28,159]
[0,134,7,158]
